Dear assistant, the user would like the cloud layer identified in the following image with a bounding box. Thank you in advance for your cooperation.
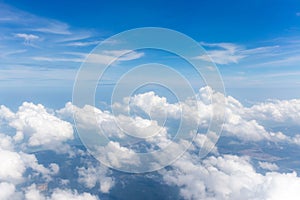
[0,87,300,199]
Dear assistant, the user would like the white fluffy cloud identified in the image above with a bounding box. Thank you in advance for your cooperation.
[258,161,279,171]
[0,182,18,200]
[162,154,300,200]
[0,149,26,183]
[95,141,141,169]
[0,102,74,152]
[59,101,167,140]
[0,131,98,200]
[91,87,300,198]
[223,95,300,144]
[0,128,61,199]
[25,184,46,200]
[1,86,300,199]
[78,162,114,193]
[122,91,181,120]
[49,189,99,200]
[56,86,300,173]
[113,86,300,143]
[0,133,14,150]
[58,103,123,138]
[0,151,96,200]
[0,148,59,184]
[142,87,300,143]
[24,185,99,200]
[244,99,300,125]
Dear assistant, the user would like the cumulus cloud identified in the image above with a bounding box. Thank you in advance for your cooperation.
[58,103,124,139]
[221,96,300,144]
[78,162,114,193]
[21,152,59,180]
[0,182,19,200]
[0,143,99,200]
[192,133,219,155]
[95,141,141,169]
[59,100,192,171]
[0,133,14,150]
[50,189,99,200]
[258,161,279,171]
[161,154,300,200]
[244,99,300,125]
[25,184,46,200]
[0,149,27,183]
[113,86,299,143]
[0,86,300,198]
[116,91,181,120]
[222,95,300,143]
[57,86,300,173]
[0,148,59,184]
[59,101,169,148]
[0,133,62,199]
[2,183,100,200]
[24,185,99,200]
[0,102,74,152]
[0,131,98,200]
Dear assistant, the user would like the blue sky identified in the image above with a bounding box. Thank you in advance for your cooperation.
[1,0,300,107]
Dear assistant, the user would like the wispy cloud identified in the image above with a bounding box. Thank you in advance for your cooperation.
[0,16,15,21]
[32,56,83,63]
[15,33,39,46]
[32,50,144,64]
[194,38,300,88]
[88,50,144,63]
[196,41,283,65]
[0,65,76,87]
[296,12,300,16]
[250,55,300,68]
[0,49,27,58]
[195,42,246,64]
[242,37,300,68]
[0,3,71,35]
[0,3,101,69]
[65,40,100,47]
[55,32,95,43]
[241,45,280,55]
[263,71,300,78]
[33,22,71,35]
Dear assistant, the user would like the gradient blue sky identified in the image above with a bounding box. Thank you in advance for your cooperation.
[1,0,300,107]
